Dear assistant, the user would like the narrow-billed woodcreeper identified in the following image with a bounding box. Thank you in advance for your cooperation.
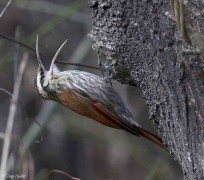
[34,36,165,149]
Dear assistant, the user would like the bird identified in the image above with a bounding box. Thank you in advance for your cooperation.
[34,36,166,149]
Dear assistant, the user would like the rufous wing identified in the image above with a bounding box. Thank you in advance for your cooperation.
[92,103,166,149]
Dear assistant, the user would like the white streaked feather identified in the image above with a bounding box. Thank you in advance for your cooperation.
[36,73,48,98]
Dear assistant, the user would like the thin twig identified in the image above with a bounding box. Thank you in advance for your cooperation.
[56,61,100,70]
[46,170,81,180]
[0,33,37,52]
[0,52,28,179]
[0,33,99,70]
[0,87,44,143]
[0,0,13,18]
[0,87,13,97]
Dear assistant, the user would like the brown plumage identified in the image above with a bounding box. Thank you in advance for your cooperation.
[35,36,166,150]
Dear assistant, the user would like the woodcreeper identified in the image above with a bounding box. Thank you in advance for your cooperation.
[34,36,165,149]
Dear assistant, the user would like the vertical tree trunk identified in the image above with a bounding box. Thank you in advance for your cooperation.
[89,0,204,179]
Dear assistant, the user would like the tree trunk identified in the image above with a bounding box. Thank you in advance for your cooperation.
[89,0,204,179]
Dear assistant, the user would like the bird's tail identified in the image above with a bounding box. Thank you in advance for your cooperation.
[134,126,167,150]
[92,103,167,150]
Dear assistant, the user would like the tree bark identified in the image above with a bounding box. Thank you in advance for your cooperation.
[89,0,204,179]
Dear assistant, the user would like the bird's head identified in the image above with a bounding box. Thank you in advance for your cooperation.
[35,35,67,99]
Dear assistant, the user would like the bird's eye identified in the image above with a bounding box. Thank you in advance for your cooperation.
[40,71,44,76]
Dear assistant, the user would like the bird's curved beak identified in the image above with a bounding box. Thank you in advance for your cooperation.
[49,39,68,75]
[36,35,45,71]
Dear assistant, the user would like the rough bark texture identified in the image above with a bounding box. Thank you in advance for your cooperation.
[89,0,204,180]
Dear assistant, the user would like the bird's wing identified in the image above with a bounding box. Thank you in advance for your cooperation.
[92,103,165,149]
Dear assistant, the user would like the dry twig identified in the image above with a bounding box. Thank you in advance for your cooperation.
[0,52,29,179]
[46,169,81,180]
[0,33,100,70]
[0,87,44,143]
[0,0,13,18]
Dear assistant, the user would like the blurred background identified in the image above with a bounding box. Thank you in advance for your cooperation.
[0,0,182,179]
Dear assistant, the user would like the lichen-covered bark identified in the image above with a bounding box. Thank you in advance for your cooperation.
[89,0,204,179]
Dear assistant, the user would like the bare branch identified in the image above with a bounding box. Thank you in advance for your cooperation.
[0,33,38,53]
[56,61,100,70]
[47,170,81,180]
[0,33,99,70]
[0,0,13,19]
[0,52,28,179]
[0,87,44,144]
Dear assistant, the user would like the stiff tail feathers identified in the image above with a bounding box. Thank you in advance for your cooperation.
[92,103,167,151]
[135,126,167,150]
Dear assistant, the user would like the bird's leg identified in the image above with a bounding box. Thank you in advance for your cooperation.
[97,52,113,85]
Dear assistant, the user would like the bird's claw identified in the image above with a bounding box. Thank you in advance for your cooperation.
[97,53,114,85]
[182,45,201,55]
[99,61,113,85]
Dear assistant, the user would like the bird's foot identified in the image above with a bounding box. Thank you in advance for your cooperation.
[99,60,113,85]
[97,53,113,85]
[182,45,201,55]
